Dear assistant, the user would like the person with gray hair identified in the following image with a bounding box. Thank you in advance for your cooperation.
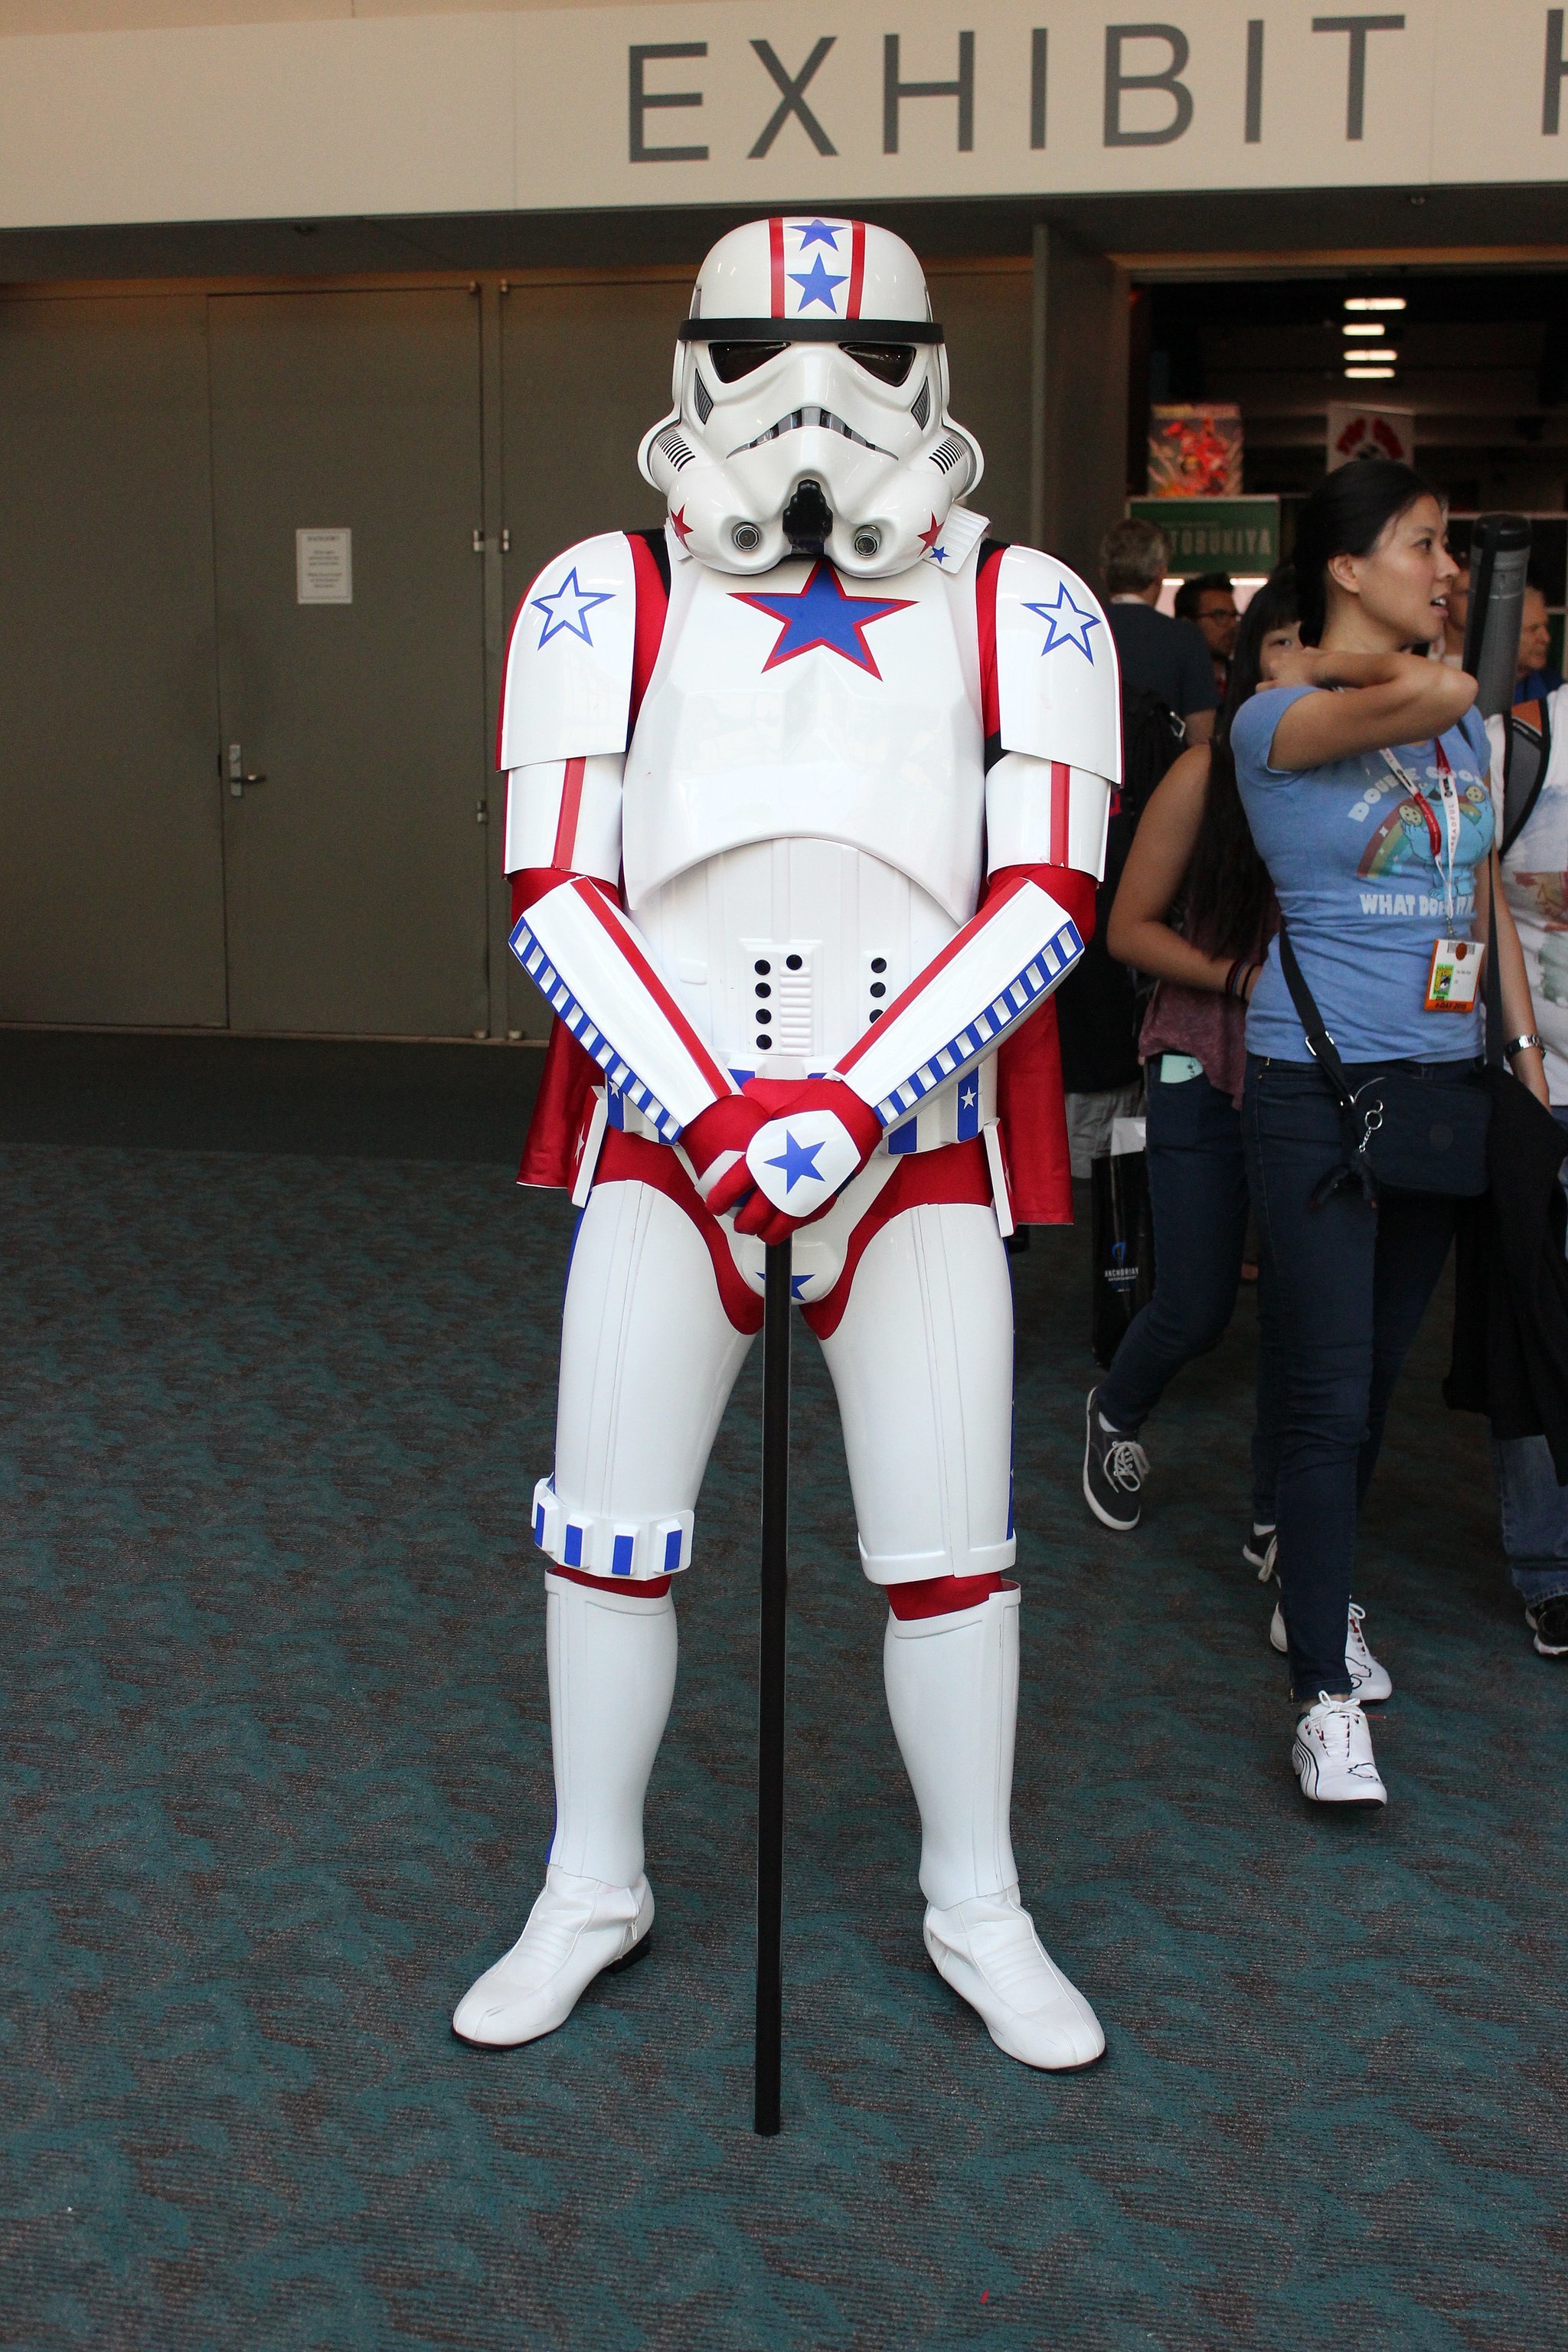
[1100,519,1220,747]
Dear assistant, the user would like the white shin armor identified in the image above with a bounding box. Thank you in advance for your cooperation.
[544,1570,678,1889]
[882,1586,1022,1912]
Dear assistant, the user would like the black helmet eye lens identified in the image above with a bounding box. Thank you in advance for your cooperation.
[842,342,916,387]
[707,341,787,383]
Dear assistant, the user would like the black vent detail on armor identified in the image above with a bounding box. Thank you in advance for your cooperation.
[655,426,696,471]
[911,379,931,430]
[692,371,713,424]
[929,436,966,475]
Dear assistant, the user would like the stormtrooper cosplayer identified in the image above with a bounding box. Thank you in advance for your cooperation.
[453,219,1121,2070]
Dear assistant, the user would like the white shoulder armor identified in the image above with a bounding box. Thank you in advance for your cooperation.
[993,546,1122,785]
[498,531,639,770]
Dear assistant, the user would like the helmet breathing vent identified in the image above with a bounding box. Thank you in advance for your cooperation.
[929,436,967,475]
[911,380,931,430]
[692,371,714,425]
[655,426,696,472]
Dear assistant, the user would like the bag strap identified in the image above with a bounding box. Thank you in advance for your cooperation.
[1484,854,1507,1072]
[1501,704,1551,858]
[1275,921,1357,1112]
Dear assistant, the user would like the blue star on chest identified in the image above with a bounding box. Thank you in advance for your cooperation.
[1024,580,1102,662]
[766,1130,825,1192]
[532,567,613,648]
[732,560,915,679]
[789,253,846,312]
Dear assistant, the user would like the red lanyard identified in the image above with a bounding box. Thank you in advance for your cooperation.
[1411,739,1452,862]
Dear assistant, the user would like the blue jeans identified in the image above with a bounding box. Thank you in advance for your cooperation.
[1242,1054,1465,1698]
[1489,1103,1568,1609]
[1099,1060,1282,1524]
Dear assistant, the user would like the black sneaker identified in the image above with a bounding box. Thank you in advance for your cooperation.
[1526,1596,1568,1657]
[1083,1388,1148,1532]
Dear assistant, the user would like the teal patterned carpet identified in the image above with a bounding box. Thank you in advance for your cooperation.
[2,1060,1565,2348]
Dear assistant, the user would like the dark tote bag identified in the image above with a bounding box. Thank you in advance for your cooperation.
[1274,923,1491,1203]
[1089,1136,1156,1367]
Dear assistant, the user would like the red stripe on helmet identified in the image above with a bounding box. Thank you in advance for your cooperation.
[769,217,786,316]
[848,221,865,318]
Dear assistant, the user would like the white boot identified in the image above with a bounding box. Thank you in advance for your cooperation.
[452,1571,676,2047]
[883,1587,1105,2071]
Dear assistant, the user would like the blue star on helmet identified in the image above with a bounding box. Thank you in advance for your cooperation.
[789,253,846,313]
[1024,580,1102,662]
[733,561,915,679]
[794,219,843,249]
[766,1129,826,1193]
[532,567,614,649]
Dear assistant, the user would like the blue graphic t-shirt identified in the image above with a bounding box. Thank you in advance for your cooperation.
[1232,684,1494,1063]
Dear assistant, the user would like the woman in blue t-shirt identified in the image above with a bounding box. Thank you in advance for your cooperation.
[1230,462,1547,1808]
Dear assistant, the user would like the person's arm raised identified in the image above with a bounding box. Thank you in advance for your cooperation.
[1266,646,1477,771]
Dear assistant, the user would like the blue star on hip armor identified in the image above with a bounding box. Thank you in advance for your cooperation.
[732,560,915,678]
[1024,580,1102,662]
[532,567,613,648]
[794,220,843,249]
[766,1131,826,1192]
[789,253,847,312]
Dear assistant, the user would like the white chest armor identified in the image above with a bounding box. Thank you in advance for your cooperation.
[621,550,985,1105]
[622,552,985,926]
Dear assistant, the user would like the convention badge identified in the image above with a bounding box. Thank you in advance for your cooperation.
[1425,936,1481,1011]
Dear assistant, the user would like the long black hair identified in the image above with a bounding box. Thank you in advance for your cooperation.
[1181,568,1298,959]
[1292,457,1442,645]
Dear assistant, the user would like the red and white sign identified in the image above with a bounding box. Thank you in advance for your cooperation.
[1327,404,1416,470]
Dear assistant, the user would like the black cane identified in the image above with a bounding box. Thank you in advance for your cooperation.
[753,1237,792,2136]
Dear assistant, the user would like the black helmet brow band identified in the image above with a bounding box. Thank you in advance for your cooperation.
[678,318,942,345]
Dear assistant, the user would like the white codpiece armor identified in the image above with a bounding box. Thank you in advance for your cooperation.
[456,217,1118,2073]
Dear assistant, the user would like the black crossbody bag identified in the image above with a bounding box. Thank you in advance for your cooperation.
[1275,921,1491,1203]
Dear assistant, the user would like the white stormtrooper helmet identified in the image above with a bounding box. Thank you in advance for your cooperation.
[638,216,984,580]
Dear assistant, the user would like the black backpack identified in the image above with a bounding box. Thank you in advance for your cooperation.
[1055,686,1187,1094]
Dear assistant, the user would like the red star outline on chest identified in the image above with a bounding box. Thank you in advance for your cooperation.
[730,559,916,679]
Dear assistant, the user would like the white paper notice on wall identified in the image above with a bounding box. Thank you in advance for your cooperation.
[296,528,352,605]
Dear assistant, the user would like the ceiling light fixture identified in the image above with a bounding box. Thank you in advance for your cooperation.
[1343,322,1386,337]
[1344,296,1407,312]
[1344,364,1396,380]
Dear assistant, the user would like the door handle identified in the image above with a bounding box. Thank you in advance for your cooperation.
[225,742,269,798]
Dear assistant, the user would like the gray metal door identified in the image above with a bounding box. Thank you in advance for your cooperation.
[0,293,226,1026]
[209,288,490,1037]
[498,276,680,1037]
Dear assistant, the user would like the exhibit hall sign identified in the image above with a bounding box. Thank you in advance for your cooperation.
[0,2,1566,228]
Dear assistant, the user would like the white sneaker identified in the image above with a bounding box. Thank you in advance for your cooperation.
[452,1865,654,2047]
[1291,1693,1387,1805]
[1269,1598,1392,1701]
[1243,1524,1277,1579]
[923,1888,1106,2070]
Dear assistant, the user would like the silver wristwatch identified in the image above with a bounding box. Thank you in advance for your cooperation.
[1503,1031,1545,1060]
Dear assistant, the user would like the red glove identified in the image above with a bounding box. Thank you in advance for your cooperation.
[731,1077,884,1246]
[682,1093,773,1212]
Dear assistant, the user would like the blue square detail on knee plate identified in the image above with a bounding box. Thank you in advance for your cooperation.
[533,1502,545,1546]
[664,1528,682,1573]
[564,1523,583,1568]
[612,1534,634,1576]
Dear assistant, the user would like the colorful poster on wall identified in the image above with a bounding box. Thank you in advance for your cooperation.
[1326,404,1416,469]
[1147,403,1243,498]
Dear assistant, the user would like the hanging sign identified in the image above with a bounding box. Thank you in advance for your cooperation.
[1327,405,1416,469]
[1126,496,1279,576]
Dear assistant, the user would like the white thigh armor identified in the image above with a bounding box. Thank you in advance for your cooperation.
[540,1181,1013,1588]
